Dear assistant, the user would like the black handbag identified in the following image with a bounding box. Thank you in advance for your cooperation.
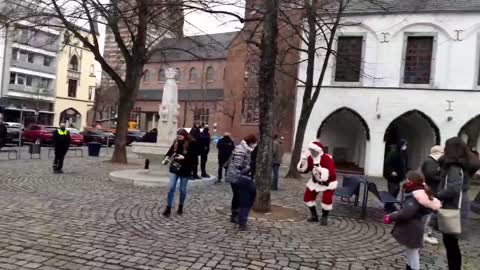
[169,160,182,174]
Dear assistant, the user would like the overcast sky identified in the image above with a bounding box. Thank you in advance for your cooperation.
[184,1,245,35]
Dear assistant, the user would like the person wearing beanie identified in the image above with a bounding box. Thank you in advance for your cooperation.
[297,141,337,226]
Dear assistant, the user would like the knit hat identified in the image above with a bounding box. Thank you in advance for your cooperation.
[430,145,444,160]
[308,141,325,156]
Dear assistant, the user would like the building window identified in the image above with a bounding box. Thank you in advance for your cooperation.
[18,50,28,62]
[189,68,197,81]
[241,96,259,124]
[9,73,15,84]
[175,68,181,81]
[39,78,51,90]
[88,86,94,100]
[68,79,77,97]
[334,36,363,82]
[12,48,18,60]
[16,74,25,85]
[206,66,214,82]
[89,64,95,76]
[193,108,209,125]
[403,36,434,84]
[69,55,79,71]
[43,56,52,67]
[26,75,33,87]
[27,52,34,63]
[143,69,151,82]
[158,69,166,82]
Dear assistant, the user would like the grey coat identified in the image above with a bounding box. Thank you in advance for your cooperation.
[225,143,252,184]
[272,140,284,165]
[390,194,430,249]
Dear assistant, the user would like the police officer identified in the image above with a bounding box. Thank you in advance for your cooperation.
[53,123,71,173]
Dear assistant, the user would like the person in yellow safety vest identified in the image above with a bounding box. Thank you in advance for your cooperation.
[52,123,71,174]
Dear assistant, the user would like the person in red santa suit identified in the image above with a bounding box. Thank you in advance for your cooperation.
[297,141,337,225]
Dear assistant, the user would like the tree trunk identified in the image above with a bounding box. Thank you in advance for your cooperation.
[286,106,313,179]
[253,0,279,213]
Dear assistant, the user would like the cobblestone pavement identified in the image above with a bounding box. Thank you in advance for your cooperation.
[0,147,478,270]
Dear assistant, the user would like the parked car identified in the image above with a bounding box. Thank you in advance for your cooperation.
[23,125,57,145]
[127,130,145,145]
[82,130,115,146]
[67,128,84,146]
[5,122,23,145]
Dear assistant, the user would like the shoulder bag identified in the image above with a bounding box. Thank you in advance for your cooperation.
[168,155,183,174]
[438,168,463,235]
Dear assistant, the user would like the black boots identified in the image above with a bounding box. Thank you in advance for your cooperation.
[162,206,171,217]
[307,206,319,222]
[321,210,329,226]
[177,205,184,215]
[406,265,412,270]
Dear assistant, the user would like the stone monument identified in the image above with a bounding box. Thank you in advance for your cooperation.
[109,68,215,186]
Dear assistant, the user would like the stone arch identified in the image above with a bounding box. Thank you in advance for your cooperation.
[384,110,441,169]
[69,55,79,71]
[391,22,452,40]
[60,107,82,129]
[317,107,370,174]
[458,114,480,151]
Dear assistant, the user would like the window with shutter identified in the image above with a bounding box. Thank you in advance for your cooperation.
[334,36,363,82]
[403,36,434,84]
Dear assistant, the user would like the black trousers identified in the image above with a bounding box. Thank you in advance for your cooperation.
[200,152,209,175]
[218,160,226,181]
[192,155,199,176]
[53,150,67,171]
[443,234,462,270]
[385,181,400,212]
[230,183,240,218]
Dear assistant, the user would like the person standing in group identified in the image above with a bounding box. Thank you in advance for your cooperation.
[162,129,195,217]
[225,134,257,231]
[272,135,285,191]
[52,123,71,174]
[298,141,337,226]
[0,115,7,150]
[199,126,211,178]
[141,128,158,169]
[437,137,480,270]
[384,171,442,270]
[383,140,409,213]
[216,132,235,183]
[190,124,202,179]
[420,145,444,245]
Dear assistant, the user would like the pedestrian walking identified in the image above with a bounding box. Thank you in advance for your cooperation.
[383,140,408,213]
[52,123,71,174]
[384,171,442,270]
[0,116,7,150]
[199,126,211,178]
[162,129,195,217]
[298,140,337,226]
[420,145,444,245]
[437,137,480,270]
[216,132,235,183]
[190,124,202,179]
[141,128,157,169]
[272,135,285,190]
[225,134,257,231]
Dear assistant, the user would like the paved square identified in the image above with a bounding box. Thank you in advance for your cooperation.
[0,147,478,270]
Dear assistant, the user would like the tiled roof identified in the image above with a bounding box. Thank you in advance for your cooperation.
[343,0,480,14]
[150,32,239,62]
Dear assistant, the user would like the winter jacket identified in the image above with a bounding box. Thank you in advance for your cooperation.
[217,136,235,163]
[272,140,284,165]
[225,141,253,184]
[421,156,442,194]
[383,149,407,183]
[189,128,202,156]
[165,140,196,177]
[199,129,211,155]
[0,123,6,147]
[53,129,71,153]
[390,193,432,249]
[141,130,157,143]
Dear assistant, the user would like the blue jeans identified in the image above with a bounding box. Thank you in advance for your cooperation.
[272,164,280,190]
[167,174,190,207]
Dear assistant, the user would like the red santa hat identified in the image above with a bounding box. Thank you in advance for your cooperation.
[308,141,325,156]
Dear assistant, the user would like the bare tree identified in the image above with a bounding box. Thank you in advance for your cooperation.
[2,0,245,163]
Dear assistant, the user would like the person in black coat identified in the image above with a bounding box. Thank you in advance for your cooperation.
[189,124,202,179]
[250,145,258,179]
[52,123,71,174]
[199,127,211,178]
[216,132,235,183]
[142,128,157,169]
[383,140,408,213]
[162,129,196,217]
[0,118,7,150]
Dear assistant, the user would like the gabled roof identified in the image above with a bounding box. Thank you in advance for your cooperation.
[150,31,239,62]
[343,0,480,14]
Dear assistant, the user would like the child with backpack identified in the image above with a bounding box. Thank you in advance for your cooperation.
[384,171,442,270]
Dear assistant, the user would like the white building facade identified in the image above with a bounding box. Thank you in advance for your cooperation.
[296,8,480,177]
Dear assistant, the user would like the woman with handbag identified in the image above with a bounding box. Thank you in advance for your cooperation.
[225,134,258,231]
[437,137,480,270]
[162,129,196,217]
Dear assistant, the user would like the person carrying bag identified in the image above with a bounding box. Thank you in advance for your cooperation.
[437,168,463,235]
